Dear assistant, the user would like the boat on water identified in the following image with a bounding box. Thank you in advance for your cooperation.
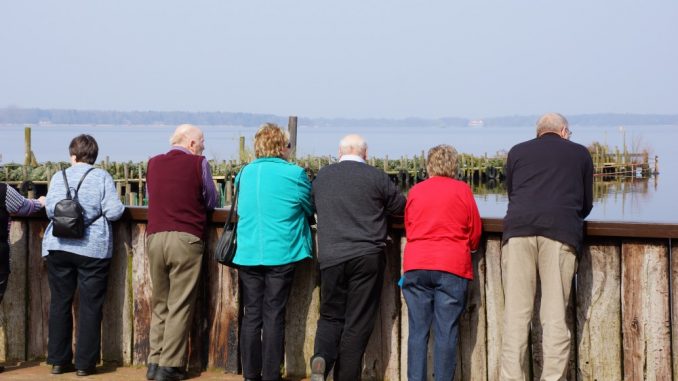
[468,119,485,128]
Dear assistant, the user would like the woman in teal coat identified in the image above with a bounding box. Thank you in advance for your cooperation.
[234,123,313,381]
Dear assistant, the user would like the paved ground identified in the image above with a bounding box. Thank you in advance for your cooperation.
[0,361,266,380]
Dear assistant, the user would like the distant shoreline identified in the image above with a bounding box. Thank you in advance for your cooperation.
[1,107,677,128]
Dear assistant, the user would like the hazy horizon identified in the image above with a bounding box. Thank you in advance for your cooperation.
[1,1,677,119]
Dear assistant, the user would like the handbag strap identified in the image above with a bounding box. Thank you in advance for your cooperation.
[224,165,246,228]
[61,167,96,201]
[74,168,96,201]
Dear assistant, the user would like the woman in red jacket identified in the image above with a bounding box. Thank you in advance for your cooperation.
[402,144,482,381]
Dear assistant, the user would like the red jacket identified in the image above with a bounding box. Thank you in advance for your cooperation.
[404,176,482,279]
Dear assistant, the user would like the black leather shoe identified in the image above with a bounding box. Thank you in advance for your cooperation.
[146,363,159,380]
[155,366,187,381]
[76,367,97,376]
[51,364,75,374]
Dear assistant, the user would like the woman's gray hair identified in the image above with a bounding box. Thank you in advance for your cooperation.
[426,145,458,178]
[536,113,568,136]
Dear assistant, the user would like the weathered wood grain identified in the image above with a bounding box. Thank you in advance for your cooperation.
[484,235,504,381]
[131,223,152,365]
[102,221,133,365]
[206,227,239,372]
[672,242,678,381]
[284,231,319,377]
[621,239,671,380]
[576,240,622,381]
[27,220,49,360]
[458,240,487,381]
[362,232,401,381]
[0,220,28,362]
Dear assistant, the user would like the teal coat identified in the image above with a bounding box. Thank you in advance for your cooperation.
[233,157,314,266]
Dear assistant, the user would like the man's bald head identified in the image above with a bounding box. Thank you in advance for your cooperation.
[339,134,368,159]
[536,113,570,139]
[170,124,206,155]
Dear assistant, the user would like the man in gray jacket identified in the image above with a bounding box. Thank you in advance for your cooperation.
[310,134,406,381]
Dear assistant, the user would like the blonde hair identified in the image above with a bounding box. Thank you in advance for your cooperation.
[426,145,458,178]
[254,123,289,158]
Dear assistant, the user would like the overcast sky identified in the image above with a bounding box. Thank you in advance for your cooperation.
[1,1,676,119]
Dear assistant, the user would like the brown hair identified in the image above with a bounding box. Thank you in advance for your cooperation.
[426,144,458,178]
[69,134,99,164]
[254,123,289,158]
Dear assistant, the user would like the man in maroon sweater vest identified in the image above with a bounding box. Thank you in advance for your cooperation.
[145,124,218,381]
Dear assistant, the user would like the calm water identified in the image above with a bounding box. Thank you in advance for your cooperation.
[1,123,677,223]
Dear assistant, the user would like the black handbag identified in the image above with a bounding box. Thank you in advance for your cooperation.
[215,178,240,267]
[52,168,95,238]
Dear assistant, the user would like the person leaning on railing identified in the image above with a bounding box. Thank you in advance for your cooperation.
[500,113,593,381]
[41,134,125,377]
[0,182,45,373]
[145,124,218,381]
[400,144,482,381]
[232,123,314,381]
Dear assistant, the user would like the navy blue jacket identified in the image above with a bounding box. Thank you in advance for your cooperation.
[503,133,594,253]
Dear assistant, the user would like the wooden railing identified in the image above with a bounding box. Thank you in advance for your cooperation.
[1,208,677,380]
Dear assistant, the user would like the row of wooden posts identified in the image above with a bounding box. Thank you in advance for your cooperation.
[1,210,677,380]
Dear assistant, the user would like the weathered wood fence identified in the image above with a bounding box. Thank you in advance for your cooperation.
[1,209,677,380]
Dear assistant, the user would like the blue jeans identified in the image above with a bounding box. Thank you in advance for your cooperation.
[402,270,468,381]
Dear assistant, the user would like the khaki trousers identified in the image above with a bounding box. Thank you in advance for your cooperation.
[147,231,204,367]
[499,236,577,381]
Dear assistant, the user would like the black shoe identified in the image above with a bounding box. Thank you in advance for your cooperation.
[51,364,75,374]
[147,363,159,380]
[155,366,187,381]
[310,356,325,381]
[76,367,97,376]
[0,365,4,373]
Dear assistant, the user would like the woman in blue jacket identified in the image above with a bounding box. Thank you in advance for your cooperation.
[42,135,125,376]
[234,123,313,381]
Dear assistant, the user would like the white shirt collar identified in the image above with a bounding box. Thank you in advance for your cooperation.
[339,154,366,163]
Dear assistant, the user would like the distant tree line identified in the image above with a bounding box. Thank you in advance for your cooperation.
[0,107,676,127]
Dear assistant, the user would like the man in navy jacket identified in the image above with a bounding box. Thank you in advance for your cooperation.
[500,113,593,381]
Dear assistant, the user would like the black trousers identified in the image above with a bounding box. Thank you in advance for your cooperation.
[0,241,9,304]
[46,250,111,370]
[313,253,385,381]
[239,263,296,381]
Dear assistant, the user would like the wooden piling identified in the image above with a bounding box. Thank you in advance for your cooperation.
[24,126,31,167]
[288,116,298,159]
[239,136,246,164]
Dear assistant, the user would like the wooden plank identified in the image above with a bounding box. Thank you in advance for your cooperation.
[576,240,622,380]
[101,221,133,365]
[672,243,678,381]
[27,220,50,360]
[117,208,678,239]
[457,240,487,381]
[484,235,504,381]
[362,232,401,381]
[131,223,152,365]
[284,233,319,377]
[0,220,28,362]
[622,240,671,380]
[206,227,240,372]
